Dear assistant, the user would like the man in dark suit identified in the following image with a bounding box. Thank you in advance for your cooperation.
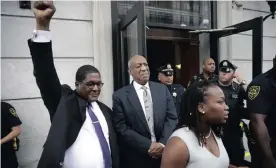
[112,55,178,168]
[28,1,118,168]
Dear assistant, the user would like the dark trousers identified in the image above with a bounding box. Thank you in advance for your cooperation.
[248,139,276,168]
[1,148,19,168]
[272,140,276,159]
[248,139,261,168]
[223,137,244,166]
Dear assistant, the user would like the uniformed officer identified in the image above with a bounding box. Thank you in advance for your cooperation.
[1,102,22,168]
[188,57,218,87]
[216,60,250,167]
[247,56,276,168]
[157,63,185,118]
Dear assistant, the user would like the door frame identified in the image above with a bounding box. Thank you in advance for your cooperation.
[210,17,263,78]
[111,1,147,90]
[119,2,147,56]
[111,1,217,91]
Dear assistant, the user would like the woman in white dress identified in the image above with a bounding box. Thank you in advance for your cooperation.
[161,81,231,168]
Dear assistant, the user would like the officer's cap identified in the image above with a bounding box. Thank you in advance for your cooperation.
[157,64,174,76]
[219,60,237,73]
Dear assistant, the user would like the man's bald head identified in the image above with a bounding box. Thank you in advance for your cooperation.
[202,57,215,73]
[128,55,150,85]
[203,58,214,65]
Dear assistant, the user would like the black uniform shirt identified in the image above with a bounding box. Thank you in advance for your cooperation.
[1,102,22,149]
[246,69,276,139]
[217,82,247,136]
[167,84,185,118]
[1,102,22,168]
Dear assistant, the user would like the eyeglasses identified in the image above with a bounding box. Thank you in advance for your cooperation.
[81,81,104,88]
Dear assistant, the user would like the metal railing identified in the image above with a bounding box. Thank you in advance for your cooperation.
[117,1,211,28]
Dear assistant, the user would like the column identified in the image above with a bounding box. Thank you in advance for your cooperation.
[217,1,233,62]
[92,1,114,108]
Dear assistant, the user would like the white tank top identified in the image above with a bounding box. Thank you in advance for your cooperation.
[170,127,229,168]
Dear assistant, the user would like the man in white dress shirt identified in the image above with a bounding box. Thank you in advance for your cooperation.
[28,1,119,168]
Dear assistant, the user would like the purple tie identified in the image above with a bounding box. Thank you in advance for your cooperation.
[87,103,112,168]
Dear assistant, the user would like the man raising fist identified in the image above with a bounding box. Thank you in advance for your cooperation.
[33,1,55,30]
[28,1,119,168]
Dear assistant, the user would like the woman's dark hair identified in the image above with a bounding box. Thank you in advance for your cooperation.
[177,80,223,146]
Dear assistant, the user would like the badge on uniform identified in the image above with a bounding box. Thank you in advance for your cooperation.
[172,92,177,97]
[9,108,18,117]
[231,94,238,99]
[248,85,260,100]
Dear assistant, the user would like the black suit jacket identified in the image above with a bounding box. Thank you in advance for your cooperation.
[112,82,177,168]
[28,40,119,168]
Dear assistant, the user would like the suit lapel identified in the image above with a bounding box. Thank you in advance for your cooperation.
[97,101,113,134]
[149,82,159,128]
[126,84,150,133]
[75,91,87,122]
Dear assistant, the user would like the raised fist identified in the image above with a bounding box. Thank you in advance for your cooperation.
[33,1,56,30]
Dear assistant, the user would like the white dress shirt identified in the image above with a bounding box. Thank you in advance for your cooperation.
[31,31,110,167]
[32,30,51,42]
[133,81,157,142]
[132,81,165,146]
[63,102,110,168]
[133,81,152,117]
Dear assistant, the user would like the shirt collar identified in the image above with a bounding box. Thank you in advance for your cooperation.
[133,81,149,91]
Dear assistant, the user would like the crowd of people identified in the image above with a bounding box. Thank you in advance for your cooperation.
[1,1,276,168]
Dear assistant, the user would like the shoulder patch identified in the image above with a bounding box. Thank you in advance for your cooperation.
[9,108,18,117]
[248,85,260,100]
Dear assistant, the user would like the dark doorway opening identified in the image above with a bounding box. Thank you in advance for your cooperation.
[146,28,200,87]
[147,40,175,83]
[111,1,218,90]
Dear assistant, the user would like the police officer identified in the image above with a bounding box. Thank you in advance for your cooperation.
[1,102,22,168]
[157,63,185,118]
[188,57,218,87]
[247,56,276,168]
[216,60,249,167]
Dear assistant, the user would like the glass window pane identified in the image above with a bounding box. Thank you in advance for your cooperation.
[121,19,138,83]
[117,1,211,28]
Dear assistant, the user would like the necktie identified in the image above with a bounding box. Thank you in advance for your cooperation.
[141,86,156,141]
[87,103,112,168]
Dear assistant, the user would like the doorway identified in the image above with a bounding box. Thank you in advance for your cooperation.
[112,1,203,90]
[147,40,174,83]
[146,28,200,87]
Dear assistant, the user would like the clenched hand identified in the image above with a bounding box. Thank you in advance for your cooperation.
[33,1,56,30]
